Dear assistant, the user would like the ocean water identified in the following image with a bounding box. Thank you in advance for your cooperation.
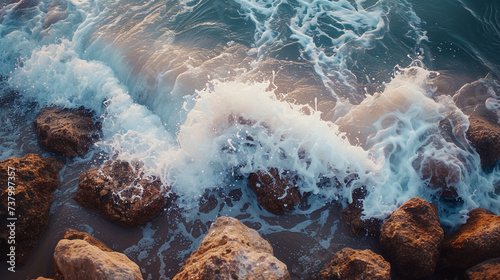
[0,0,499,279]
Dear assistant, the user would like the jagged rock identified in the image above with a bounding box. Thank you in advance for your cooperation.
[466,114,500,166]
[173,216,291,280]
[34,106,100,158]
[248,168,301,215]
[379,197,444,279]
[465,257,500,280]
[341,187,382,236]
[75,159,170,226]
[53,229,142,280]
[441,208,500,269]
[0,154,63,265]
[316,248,391,280]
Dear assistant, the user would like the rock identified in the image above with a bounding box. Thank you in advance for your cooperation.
[420,157,460,198]
[32,277,53,280]
[441,208,500,269]
[341,187,382,236]
[248,168,301,215]
[34,106,100,158]
[173,216,291,280]
[465,257,500,280]
[316,248,391,280]
[379,197,444,279]
[75,159,170,226]
[0,154,63,265]
[53,229,142,280]
[466,113,500,166]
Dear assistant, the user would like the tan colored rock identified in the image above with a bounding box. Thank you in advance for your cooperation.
[465,257,500,280]
[466,113,500,166]
[441,208,500,269]
[379,197,444,279]
[248,168,301,215]
[75,159,170,226]
[32,277,53,280]
[0,154,63,265]
[173,216,291,280]
[316,248,391,280]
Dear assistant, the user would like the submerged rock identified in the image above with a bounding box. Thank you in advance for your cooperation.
[316,247,391,280]
[379,197,444,279]
[75,159,170,227]
[248,168,301,215]
[465,257,500,280]
[341,187,383,236]
[53,229,142,280]
[441,208,500,269]
[419,157,460,198]
[34,106,100,158]
[0,154,63,265]
[173,216,291,280]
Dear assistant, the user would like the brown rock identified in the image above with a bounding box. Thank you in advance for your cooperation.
[341,187,382,236]
[0,154,63,265]
[248,168,301,215]
[441,208,500,269]
[316,248,391,280]
[173,216,291,280]
[465,257,500,280]
[75,159,170,226]
[34,106,100,158]
[32,277,54,280]
[53,232,142,280]
[466,114,500,166]
[379,197,444,279]
[420,157,460,198]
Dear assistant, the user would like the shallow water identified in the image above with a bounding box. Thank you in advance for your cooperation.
[1,0,499,279]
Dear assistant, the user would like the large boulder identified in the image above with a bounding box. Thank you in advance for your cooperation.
[466,113,500,166]
[248,168,301,215]
[316,248,391,280]
[440,208,500,269]
[53,229,142,280]
[173,216,291,280]
[341,187,382,236]
[465,257,500,280]
[379,197,444,279]
[34,106,100,158]
[0,154,63,265]
[75,159,170,226]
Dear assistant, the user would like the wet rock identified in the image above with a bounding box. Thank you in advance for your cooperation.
[420,157,460,198]
[0,154,63,265]
[33,277,53,280]
[173,216,291,280]
[53,229,142,280]
[34,106,100,158]
[43,0,68,30]
[341,187,382,236]
[316,248,391,280]
[466,113,500,166]
[379,197,444,279]
[75,159,170,226]
[441,208,500,269]
[248,168,301,215]
[465,257,500,280]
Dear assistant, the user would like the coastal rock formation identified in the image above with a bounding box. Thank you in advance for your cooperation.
[420,157,460,198]
[34,106,100,158]
[341,187,382,236]
[316,248,391,280]
[465,257,500,280]
[466,114,500,166]
[379,197,444,279]
[0,154,63,265]
[248,168,301,215]
[53,229,142,280]
[441,208,500,269]
[75,159,170,226]
[173,216,291,280]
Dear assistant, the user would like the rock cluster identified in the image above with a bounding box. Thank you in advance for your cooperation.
[75,159,170,226]
[0,154,63,265]
[173,216,291,280]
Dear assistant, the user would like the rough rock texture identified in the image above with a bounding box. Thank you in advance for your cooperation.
[341,187,382,236]
[248,168,301,215]
[34,106,100,158]
[0,154,63,265]
[173,216,291,280]
[53,229,142,280]
[465,257,500,280]
[441,208,500,269]
[379,197,444,279]
[420,157,460,198]
[32,277,53,280]
[75,159,169,226]
[466,113,500,166]
[316,248,391,280]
